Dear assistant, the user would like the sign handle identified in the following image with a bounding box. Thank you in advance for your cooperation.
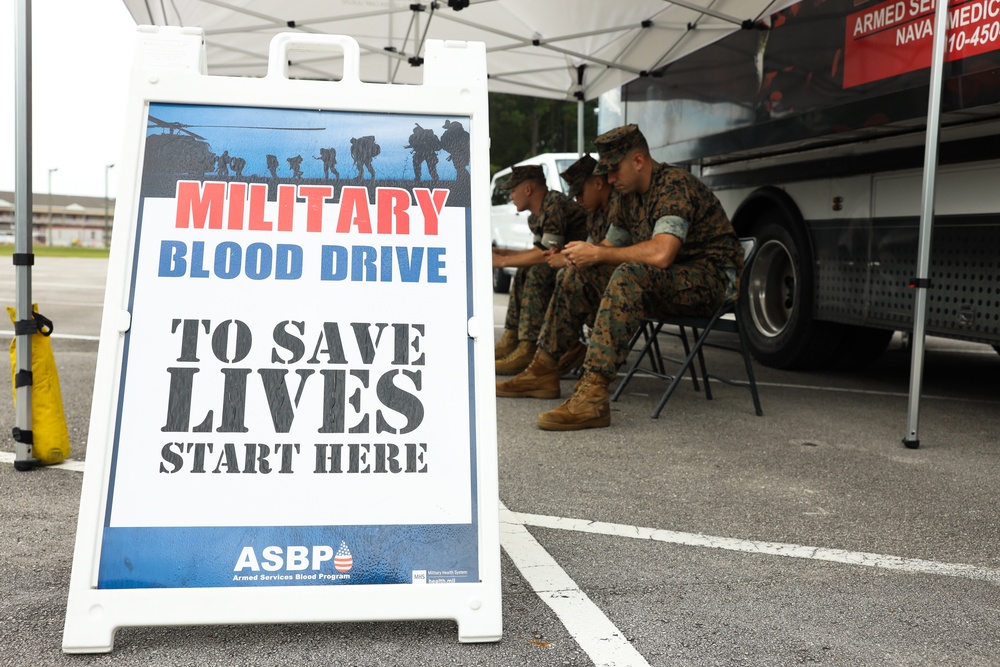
[266,33,361,82]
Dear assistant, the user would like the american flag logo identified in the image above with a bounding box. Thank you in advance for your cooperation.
[334,541,353,573]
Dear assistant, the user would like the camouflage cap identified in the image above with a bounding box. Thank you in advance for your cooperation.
[560,154,598,198]
[593,124,645,175]
[504,164,545,190]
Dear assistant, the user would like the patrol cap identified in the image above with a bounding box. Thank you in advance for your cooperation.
[504,164,545,190]
[559,154,598,198]
[593,124,645,175]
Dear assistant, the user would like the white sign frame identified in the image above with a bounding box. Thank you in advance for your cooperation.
[63,28,500,652]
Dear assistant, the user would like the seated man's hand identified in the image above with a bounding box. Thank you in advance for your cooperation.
[562,241,601,269]
[546,249,567,269]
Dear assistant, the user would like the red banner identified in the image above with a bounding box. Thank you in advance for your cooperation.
[844,0,1000,87]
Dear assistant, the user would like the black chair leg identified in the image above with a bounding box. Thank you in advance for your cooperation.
[674,325,700,392]
[737,318,764,416]
[651,322,717,418]
[611,322,660,401]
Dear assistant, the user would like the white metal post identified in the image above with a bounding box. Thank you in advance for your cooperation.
[13,0,35,469]
[904,0,950,449]
[576,64,586,155]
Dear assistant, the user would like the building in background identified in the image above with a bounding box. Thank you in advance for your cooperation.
[0,192,114,247]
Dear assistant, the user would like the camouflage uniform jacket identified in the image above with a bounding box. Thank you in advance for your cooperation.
[587,191,619,245]
[606,162,743,278]
[528,190,588,249]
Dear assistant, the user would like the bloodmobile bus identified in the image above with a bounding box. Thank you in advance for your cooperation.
[598,0,1000,369]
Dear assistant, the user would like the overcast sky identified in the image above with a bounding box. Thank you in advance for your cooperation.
[1,0,136,199]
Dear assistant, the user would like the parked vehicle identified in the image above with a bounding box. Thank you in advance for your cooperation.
[489,152,579,292]
[599,0,1000,368]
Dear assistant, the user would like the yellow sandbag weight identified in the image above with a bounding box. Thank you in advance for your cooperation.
[8,304,70,465]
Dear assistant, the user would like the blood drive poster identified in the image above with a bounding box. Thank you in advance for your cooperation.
[97,102,479,589]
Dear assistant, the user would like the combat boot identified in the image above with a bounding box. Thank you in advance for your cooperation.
[495,341,536,375]
[556,340,587,375]
[537,371,611,431]
[494,329,518,360]
[496,350,561,399]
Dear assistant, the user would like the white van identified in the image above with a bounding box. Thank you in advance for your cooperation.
[489,152,580,293]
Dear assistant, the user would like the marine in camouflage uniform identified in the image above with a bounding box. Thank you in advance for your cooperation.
[496,154,617,390]
[499,125,743,431]
[560,158,614,335]
[565,154,613,247]
[493,164,587,374]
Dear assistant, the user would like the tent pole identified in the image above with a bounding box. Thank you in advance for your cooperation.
[13,0,37,470]
[903,0,949,450]
[387,0,394,81]
[576,64,586,156]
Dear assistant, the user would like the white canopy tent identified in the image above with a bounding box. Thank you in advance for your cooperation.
[121,0,795,101]
[120,0,798,154]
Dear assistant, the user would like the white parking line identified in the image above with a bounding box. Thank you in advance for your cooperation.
[0,281,104,290]
[511,511,1000,582]
[0,300,105,307]
[754,381,1000,404]
[0,329,100,341]
[10,448,998,587]
[0,452,86,472]
[500,503,651,667]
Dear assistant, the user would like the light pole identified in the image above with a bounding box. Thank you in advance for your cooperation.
[104,163,115,247]
[47,167,58,245]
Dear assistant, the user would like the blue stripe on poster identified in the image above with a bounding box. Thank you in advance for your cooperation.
[98,524,479,588]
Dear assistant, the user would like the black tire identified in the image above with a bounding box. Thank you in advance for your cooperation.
[492,267,511,294]
[739,210,845,369]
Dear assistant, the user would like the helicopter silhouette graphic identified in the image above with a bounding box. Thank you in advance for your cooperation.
[144,115,325,178]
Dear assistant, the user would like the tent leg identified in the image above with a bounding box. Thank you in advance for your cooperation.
[575,64,586,156]
[13,0,38,471]
[904,0,949,450]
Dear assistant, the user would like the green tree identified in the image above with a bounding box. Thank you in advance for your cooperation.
[488,93,598,174]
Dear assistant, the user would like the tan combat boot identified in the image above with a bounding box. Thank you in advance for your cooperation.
[496,350,561,398]
[536,371,611,430]
[494,329,518,360]
[495,341,537,375]
[556,340,587,375]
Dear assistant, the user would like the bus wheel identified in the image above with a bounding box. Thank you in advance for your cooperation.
[739,211,844,369]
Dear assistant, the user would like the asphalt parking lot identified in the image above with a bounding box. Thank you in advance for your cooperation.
[2,256,999,666]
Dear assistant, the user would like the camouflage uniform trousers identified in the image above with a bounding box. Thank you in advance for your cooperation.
[504,263,558,342]
[538,261,729,380]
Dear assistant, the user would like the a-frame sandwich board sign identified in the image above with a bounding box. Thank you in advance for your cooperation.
[63,27,501,652]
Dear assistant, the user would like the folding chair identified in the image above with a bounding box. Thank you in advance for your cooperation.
[610,319,700,401]
[611,237,763,418]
